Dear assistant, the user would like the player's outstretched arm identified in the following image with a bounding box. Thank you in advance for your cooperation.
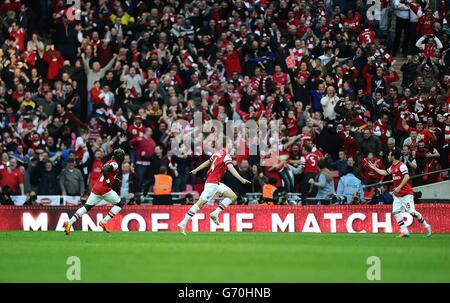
[190,159,211,174]
[227,163,251,184]
[283,134,301,150]
[368,161,388,176]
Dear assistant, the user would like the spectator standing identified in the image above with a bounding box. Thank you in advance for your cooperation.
[400,55,419,88]
[357,129,383,159]
[0,158,24,195]
[130,127,156,190]
[308,159,335,203]
[331,150,348,176]
[360,152,385,190]
[81,53,117,118]
[152,166,173,205]
[37,161,60,195]
[115,162,138,200]
[393,0,412,56]
[408,0,423,53]
[300,144,320,198]
[416,7,439,37]
[59,159,84,196]
[320,86,339,121]
[400,145,418,175]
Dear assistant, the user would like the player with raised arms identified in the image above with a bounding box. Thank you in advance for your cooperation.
[177,140,251,235]
[368,148,432,238]
[63,148,126,235]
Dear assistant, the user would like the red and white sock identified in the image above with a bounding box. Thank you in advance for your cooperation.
[179,204,200,227]
[102,205,123,224]
[211,198,232,216]
[69,206,88,225]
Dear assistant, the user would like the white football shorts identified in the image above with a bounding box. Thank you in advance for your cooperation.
[86,190,121,206]
[392,194,416,213]
[199,182,232,203]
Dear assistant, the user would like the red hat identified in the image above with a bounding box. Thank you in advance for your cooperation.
[135,115,142,120]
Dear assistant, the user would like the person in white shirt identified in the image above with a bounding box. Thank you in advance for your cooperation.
[320,86,339,121]
[393,0,412,56]
[403,130,421,148]
[120,66,146,98]
[318,47,334,66]
[118,162,138,202]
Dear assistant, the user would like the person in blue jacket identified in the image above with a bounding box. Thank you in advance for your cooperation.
[336,166,365,204]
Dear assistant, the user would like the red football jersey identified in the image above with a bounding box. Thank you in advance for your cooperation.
[128,123,145,141]
[286,117,298,137]
[360,157,384,182]
[301,153,319,174]
[387,161,414,197]
[409,128,434,145]
[272,73,288,89]
[89,159,103,186]
[10,28,25,51]
[358,29,376,44]
[91,160,120,195]
[206,149,232,184]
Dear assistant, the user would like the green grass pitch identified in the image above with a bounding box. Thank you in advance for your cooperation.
[0,231,449,282]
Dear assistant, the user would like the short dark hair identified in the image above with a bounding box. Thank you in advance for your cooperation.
[390,148,401,160]
[113,148,125,162]
[160,166,168,174]
[345,165,354,175]
[268,177,277,185]
[318,159,328,170]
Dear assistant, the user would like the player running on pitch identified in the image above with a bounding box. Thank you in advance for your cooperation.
[63,148,126,235]
[368,149,431,238]
[177,144,251,235]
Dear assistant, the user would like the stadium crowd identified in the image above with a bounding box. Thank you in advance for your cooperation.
[0,0,449,205]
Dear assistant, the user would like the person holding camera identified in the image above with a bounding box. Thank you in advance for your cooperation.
[0,186,14,205]
[371,185,394,205]
[336,166,365,205]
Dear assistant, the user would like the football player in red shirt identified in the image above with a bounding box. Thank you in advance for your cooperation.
[64,149,126,235]
[369,149,431,238]
[177,141,251,235]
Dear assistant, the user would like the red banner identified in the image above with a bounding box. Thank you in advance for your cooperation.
[0,204,449,233]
